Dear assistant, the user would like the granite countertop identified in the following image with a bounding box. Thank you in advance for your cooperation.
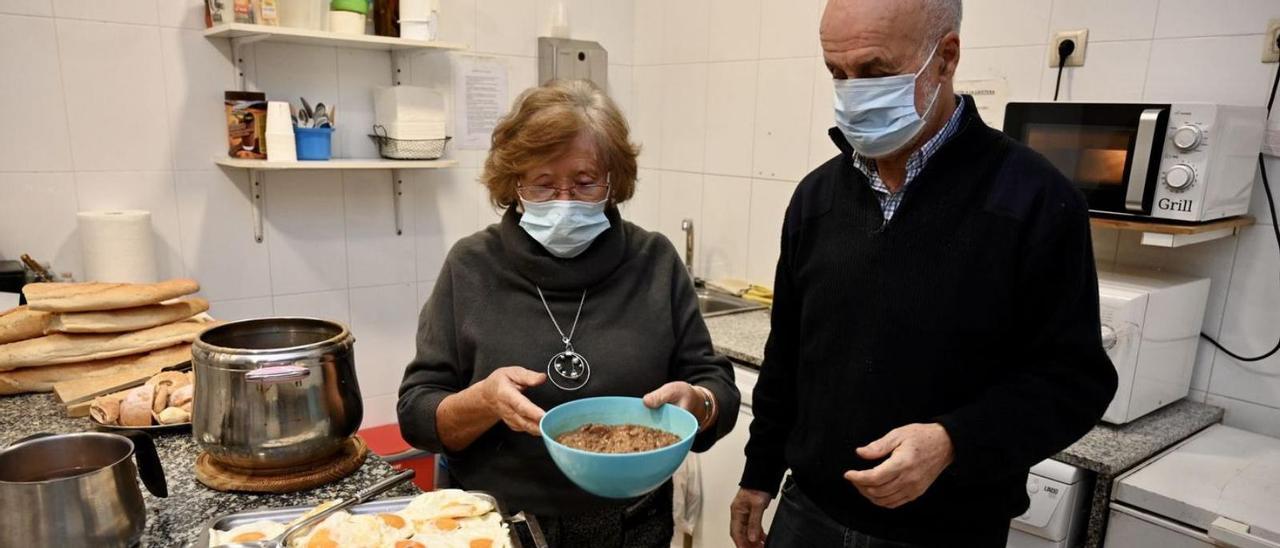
[704,310,771,366]
[0,393,419,548]
[705,309,1224,547]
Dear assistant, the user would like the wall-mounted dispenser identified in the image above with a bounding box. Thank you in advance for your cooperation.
[537,37,608,91]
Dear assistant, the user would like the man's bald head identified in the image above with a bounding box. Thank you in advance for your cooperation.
[820,0,963,160]
[821,0,961,67]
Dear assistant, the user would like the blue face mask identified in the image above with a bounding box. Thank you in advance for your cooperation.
[833,42,942,158]
[519,199,611,258]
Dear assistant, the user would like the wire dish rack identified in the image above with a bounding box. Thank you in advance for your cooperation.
[368,125,451,160]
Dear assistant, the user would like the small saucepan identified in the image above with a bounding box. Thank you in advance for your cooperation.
[0,430,168,547]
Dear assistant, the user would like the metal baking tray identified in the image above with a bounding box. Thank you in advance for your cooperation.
[192,492,546,548]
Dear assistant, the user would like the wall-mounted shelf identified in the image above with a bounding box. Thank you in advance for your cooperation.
[1091,215,1255,248]
[215,157,456,170]
[204,23,466,52]
[216,157,457,242]
[206,21,465,244]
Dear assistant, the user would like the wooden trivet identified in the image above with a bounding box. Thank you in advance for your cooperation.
[195,436,368,493]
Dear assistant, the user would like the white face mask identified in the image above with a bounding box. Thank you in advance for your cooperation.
[518,198,611,258]
[833,42,943,158]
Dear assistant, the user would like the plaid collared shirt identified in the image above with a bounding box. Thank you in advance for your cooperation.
[850,97,966,224]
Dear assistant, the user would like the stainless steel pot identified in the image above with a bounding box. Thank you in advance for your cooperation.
[0,430,168,547]
[193,317,363,470]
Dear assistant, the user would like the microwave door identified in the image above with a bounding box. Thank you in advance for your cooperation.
[1003,103,1171,217]
[1125,109,1164,213]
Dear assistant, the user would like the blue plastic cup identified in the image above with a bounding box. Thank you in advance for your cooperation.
[540,396,697,499]
[294,126,334,161]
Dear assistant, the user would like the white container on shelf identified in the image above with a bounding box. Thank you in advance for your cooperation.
[265,101,297,163]
[399,19,436,40]
[400,0,438,40]
[278,0,325,30]
[328,10,365,35]
[374,86,445,122]
[400,0,437,20]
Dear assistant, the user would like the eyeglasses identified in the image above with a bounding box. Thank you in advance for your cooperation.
[517,179,611,203]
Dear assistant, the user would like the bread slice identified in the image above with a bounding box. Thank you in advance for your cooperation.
[0,306,53,344]
[119,384,155,427]
[24,278,200,313]
[0,344,191,396]
[0,318,213,371]
[48,297,210,334]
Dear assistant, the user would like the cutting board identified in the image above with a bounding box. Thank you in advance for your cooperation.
[53,350,190,405]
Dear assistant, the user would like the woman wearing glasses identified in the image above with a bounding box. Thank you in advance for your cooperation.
[398,79,739,547]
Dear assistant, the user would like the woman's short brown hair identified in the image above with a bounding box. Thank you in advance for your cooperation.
[481,79,639,208]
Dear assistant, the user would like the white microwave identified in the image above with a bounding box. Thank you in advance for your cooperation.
[1097,268,1210,424]
[1004,102,1266,222]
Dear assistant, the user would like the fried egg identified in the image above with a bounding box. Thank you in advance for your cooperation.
[374,511,416,540]
[405,527,510,548]
[382,539,428,548]
[209,519,286,546]
[413,512,504,536]
[289,511,355,548]
[456,525,511,548]
[399,490,495,524]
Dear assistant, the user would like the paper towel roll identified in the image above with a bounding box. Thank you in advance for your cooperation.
[77,210,158,283]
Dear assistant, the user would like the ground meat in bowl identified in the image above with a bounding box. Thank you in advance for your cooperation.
[554,423,682,453]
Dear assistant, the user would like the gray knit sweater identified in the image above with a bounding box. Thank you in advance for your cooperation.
[397,206,740,516]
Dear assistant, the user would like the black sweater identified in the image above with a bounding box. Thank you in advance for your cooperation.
[741,96,1118,544]
[398,207,739,516]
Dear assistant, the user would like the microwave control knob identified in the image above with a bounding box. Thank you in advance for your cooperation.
[1172,125,1203,151]
[1164,164,1195,191]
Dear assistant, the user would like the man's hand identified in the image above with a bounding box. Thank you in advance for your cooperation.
[729,488,772,548]
[844,423,954,509]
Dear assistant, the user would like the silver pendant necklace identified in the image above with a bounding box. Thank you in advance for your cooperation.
[536,286,590,391]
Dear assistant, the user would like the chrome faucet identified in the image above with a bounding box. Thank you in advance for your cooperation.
[680,218,695,278]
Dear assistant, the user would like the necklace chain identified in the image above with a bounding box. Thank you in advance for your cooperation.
[535,287,586,346]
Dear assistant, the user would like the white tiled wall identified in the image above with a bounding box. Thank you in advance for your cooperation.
[627,0,825,287]
[0,0,633,428]
[3,0,1280,435]
[636,0,1280,436]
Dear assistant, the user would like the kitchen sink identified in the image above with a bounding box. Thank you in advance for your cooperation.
[696,290,766,318]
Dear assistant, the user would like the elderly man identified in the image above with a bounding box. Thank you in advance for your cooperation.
[730,0,1118,546]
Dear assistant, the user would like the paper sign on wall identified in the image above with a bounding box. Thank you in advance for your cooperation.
[453,56,509,150]
[955,78,1010,130]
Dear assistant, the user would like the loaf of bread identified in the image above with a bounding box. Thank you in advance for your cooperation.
[0,344,191,396]
[0,319,212,371]
[90,391,124,425]
[24,279,200,313]
[119,385,155,427]
[47,297,209,334]
[156,406,190,425]
[169,383,194,408]
[0,306,53,345]
[89,370,195,426]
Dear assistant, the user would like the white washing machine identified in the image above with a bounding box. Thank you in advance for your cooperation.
[1008,459,1093,548]
[1105,425,1280,548]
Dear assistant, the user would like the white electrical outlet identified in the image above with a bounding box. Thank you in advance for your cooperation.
[1049,29,1088,68]
[1263,18,1280,63]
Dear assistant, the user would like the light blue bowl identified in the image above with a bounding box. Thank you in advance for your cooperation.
[541,396,697,499]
